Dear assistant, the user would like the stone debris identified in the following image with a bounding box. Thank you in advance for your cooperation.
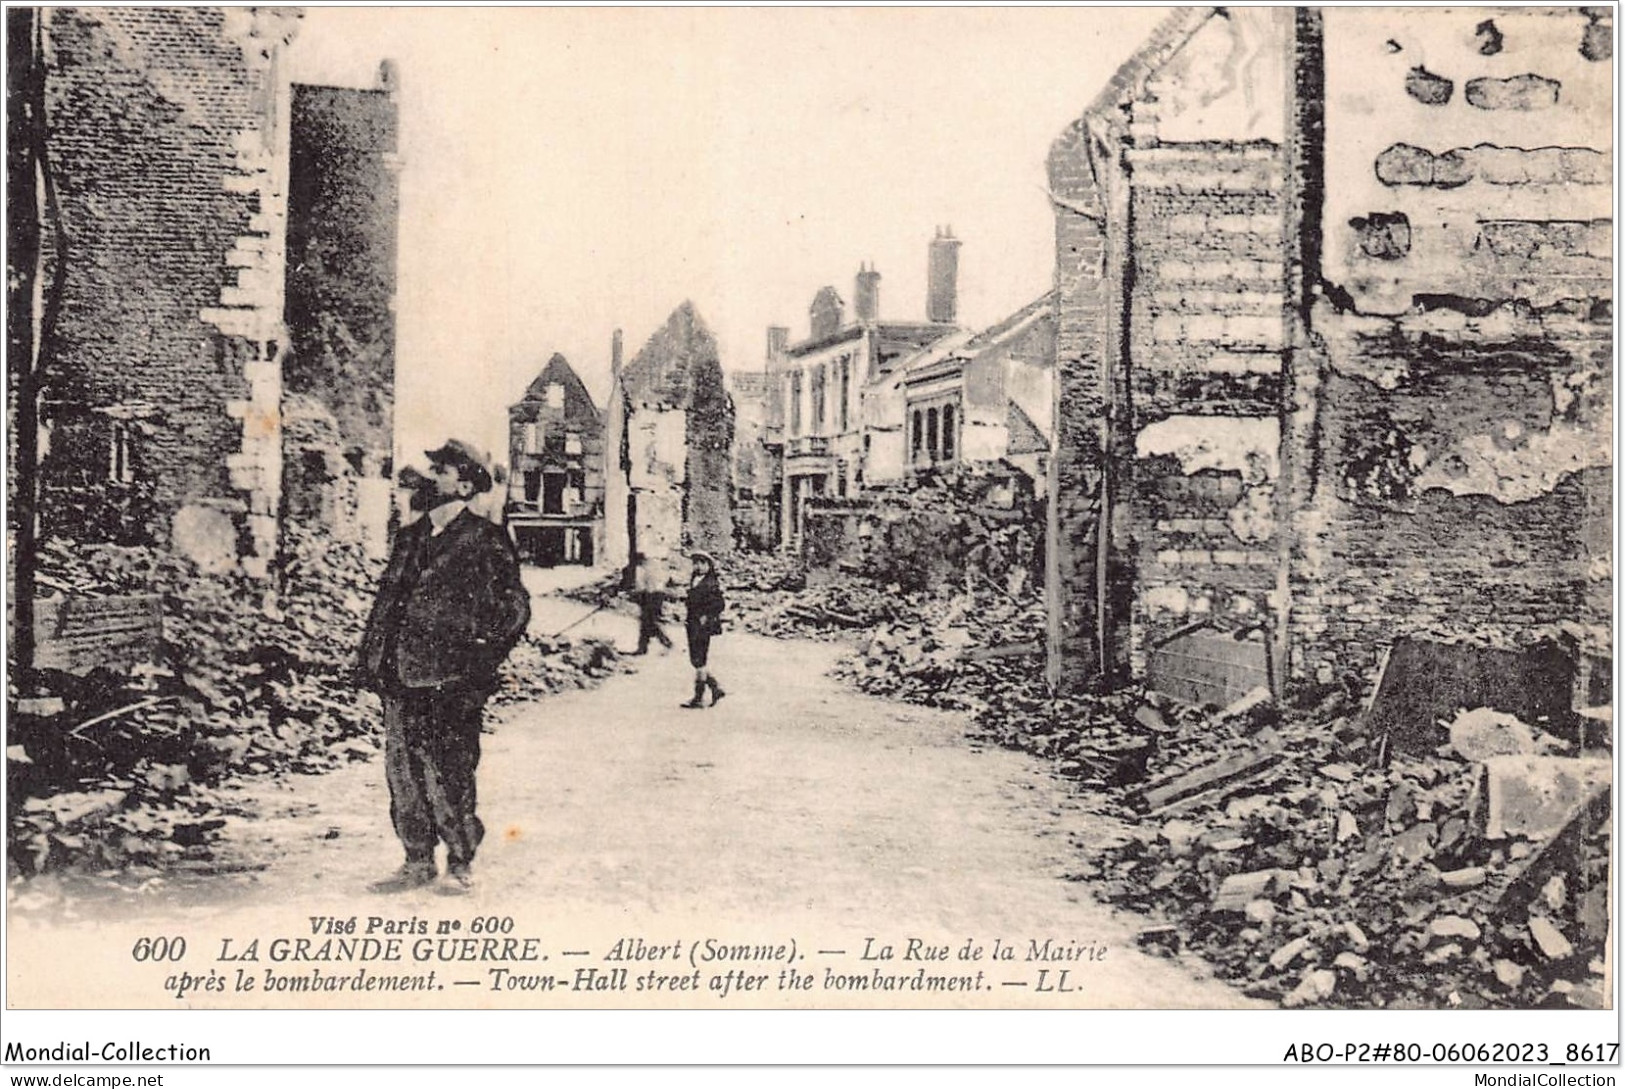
[9,530,627,881]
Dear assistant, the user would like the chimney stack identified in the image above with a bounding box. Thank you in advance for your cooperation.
[926,226,960,324]
[766,325,789,362]
[611,328,623,378]
[853,262,881,324]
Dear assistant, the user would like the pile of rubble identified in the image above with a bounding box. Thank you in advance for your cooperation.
[1081,697,1610,1009]
[836,592,1045,711]
[490,634,626,707]
[7,531,624,880]
[848,626,1610,1009]
[804,467,1042,596]
[9,532,384,877]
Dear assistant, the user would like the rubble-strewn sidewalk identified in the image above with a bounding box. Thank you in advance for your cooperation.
[722,550,1611,1010]
[7,534,626,882]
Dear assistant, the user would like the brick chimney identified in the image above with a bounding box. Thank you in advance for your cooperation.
[927,226,960,324]
[853,262,881,323]
[766,325,789,363]
[611,328,623,379]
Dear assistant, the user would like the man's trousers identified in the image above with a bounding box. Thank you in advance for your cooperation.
[381,685,488,869]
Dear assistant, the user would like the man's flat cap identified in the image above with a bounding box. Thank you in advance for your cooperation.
[425,438,494,495]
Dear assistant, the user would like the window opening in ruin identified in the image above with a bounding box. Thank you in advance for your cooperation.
[790,372,803,436]
[543,472,566,514]
[546,383,565,408]
[524,470,542,503]
[942,403,955,461]
[524,422,539,454]
[109,422,134,483]
[565,432,582,455]
[926,407,939,463]
[911,409,923,462]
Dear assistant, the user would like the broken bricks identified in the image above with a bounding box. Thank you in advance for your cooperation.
[1211,869,1289,914]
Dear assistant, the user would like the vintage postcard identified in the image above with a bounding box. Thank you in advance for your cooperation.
[3,3,1617,1070]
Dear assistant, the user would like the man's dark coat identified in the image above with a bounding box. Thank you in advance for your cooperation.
[359,509,532,691]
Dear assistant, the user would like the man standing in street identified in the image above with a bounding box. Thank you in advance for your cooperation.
[629,551,673,655]
[357,439,531,895]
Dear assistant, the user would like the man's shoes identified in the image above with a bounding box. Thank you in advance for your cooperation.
[707,679,726,705]
[681,679,707,709]
[438,864,475,896]
[368,861,436,894]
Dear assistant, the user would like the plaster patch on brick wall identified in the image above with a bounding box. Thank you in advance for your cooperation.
[1136,416,1280,483]
[1465,74,1561,111]
[1413,368,1609,503]
[1140,8,1288,143]
[1375,142,1607,188]
[1228,482,1276,542]
[1405,66,1454,106]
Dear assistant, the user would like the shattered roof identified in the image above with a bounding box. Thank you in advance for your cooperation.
[619,301,724,410]
[894,292,1056,387]
[513,353,601,421]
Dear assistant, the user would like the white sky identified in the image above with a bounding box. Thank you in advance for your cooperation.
[285,7,1172,464]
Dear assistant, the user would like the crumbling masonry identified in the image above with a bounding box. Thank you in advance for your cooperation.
[1048,7,1611,698]
[24,8,398,577]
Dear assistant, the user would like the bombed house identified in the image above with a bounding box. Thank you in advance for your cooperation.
[505,353,605,566]
[11,8,399,586]
[763,234,964,548]
[877,289,1056,489]
[602,303,734,572]
[1046,7,1611,705]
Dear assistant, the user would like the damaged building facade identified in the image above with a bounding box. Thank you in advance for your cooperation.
[1047,7,1612,701]
[15,8,398,582]
[505,353,604,566]
[762,233,965,548]
[880,290,1056,489]
[602,304,734,573]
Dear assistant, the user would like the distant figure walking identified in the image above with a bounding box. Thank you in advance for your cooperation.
[681,551,726,709]
[630,552,672,655]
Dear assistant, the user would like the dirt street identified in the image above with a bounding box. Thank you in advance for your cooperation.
[8,580,1256,1010]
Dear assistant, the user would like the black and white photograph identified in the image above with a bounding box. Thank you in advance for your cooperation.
[2,3,1617,1076]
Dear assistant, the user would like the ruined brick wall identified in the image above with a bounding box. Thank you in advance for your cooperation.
[609,303,734,563]
[1124,143,1287,674]
[1290,7,1614,685]
[38,8,299,575]
[1052,7,1610,697]
[1048,8,1291,691]
[283,75,399,553]
[1047,121,1116,689]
